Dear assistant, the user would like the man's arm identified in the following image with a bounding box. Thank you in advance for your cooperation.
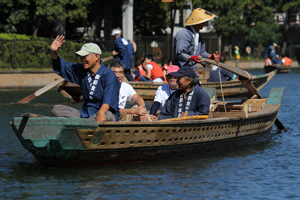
[96,103,110,122]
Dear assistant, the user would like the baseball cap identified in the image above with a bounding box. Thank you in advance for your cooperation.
[111,29,121,36]
[76,43,102,56]
[169,66,197,78]
[166,65,179,75]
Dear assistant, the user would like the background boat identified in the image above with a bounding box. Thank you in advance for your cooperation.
[57,71,276,102]
[264,65,291,73]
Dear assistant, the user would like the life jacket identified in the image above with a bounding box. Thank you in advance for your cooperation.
[149,61,164,81]
[135,65,146,81]
[282,57,291,65]
[265,58,272,66]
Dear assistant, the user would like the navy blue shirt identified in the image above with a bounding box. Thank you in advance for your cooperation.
[208,66,236,82]
[54,57,121,121]
[114,37,133,70]
[158,84,210,120]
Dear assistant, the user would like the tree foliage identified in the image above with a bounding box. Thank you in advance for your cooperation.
[134,1,170,36]
[0,0,91,37]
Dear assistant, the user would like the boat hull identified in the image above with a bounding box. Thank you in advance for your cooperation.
[264,65,291,73]
[11,87,284,167]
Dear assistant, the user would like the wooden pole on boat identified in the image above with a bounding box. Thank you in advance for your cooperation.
[160,115,209,122]
[202,58,287,132]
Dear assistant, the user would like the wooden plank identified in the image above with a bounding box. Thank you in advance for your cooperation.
[266,87,285,105]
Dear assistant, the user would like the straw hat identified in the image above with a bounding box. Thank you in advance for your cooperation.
[185,8,216,26]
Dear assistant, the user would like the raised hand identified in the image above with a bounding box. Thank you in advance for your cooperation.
[51,35,65,52]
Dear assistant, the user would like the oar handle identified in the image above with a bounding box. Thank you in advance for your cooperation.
[160,115,209,122]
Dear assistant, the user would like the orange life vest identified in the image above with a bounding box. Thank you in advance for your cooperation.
[135,65,146,81]
[265,58,272,66]
[282,57,291,66]
[149,61,164,81]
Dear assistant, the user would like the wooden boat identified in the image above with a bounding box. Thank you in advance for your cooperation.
[264,65,291,73]
[57,71,276,101]
[10,87,285,167]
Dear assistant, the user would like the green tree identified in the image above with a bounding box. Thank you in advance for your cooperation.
[190,0,280,56]
[134,1,170,36]
[0,0,91,37]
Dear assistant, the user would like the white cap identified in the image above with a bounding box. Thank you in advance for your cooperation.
[75,43,102,56]
[111,29,121,36]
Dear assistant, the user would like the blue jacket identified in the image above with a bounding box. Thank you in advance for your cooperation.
[172,26,210,68]
[114,37,133,70]
[208,66,236,82]
[54,58,121,121]
[158,84,210,120]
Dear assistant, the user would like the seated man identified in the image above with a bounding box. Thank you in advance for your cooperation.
[207,54,236,82]
[109,61,149,122]
[149,65,179,120]
[51,35,120,122]
[139,54,164,83]
[158,66,210,120]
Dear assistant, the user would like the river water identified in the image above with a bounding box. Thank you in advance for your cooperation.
[0,69,299,199]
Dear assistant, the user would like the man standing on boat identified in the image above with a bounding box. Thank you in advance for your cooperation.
[109,61,150,122]
[50,35,120,122]
[172,8,218,70]
[158,66,210,120]
[111,28,135,81]
[265,43,278,64]
[149,65,180,120]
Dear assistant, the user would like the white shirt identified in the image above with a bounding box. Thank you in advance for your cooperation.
[154,84,177,107]
[119,82,137,109]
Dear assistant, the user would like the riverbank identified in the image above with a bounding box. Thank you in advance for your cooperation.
[0,61,299,89]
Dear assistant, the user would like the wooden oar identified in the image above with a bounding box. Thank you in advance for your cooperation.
[160,115,209,122]
[14,78,65,104]
[202,58,287,132]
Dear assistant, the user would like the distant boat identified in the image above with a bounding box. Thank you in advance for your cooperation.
[10,87,285,167]
[264,65,291,73]
[56,71,276,102]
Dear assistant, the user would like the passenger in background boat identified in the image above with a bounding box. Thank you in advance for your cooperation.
[111,28,135,81]
[207,54,237,82]
[50,35,120,122]
[172,8,218,71]
[139,54,164,83]
[149,65,180,120]
[265,43,278,64]
[109,61,149,122]
[158,66,210,120]
[273,54,281,65]
[265,55,272,66]
[281,54,292,65]
[132,60,147,81]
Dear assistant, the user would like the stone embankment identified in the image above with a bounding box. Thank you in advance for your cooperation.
[0,61,298,89]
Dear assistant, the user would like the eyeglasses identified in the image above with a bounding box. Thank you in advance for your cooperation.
[113,71,124,75]
[79,53,94,60]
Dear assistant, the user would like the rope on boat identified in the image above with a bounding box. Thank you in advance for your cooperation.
[217,62,227,112]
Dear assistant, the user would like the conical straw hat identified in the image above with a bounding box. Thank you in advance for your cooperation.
[185,8,216,26]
